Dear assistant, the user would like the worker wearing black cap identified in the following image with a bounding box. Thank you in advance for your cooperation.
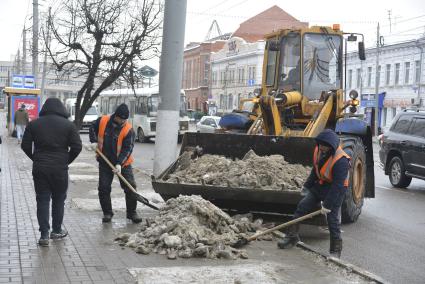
[89,103,142,223]
[277,129,350,258]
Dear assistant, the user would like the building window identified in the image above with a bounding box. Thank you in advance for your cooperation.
[415,60,421,84]
[229,69,235,84]
[404,62,410,84]
[367,66,372,87]
[220,94,224,109]
[238,68,245,85]
[228,94,233,110]
[220,71,225,85]
[385,64,391,85]
[356,68,361,88]
[382,107,387,127]
[392,107,397,118]
[248,66,256,84]
[348,69,353,88]
[394,63,400,85]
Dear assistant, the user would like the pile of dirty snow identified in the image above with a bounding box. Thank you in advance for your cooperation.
[115,195,274,260]
[165,149,311,190]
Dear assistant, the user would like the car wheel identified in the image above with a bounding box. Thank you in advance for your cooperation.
[388,156,412,188]
[137,128,147,143]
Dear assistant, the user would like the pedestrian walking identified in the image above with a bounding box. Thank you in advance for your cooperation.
[277,129,350,258]
[21,98,82,247]
[89,103,143,224]
[14,104,29,144]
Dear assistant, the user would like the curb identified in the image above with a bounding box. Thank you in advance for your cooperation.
[296,242,388,284]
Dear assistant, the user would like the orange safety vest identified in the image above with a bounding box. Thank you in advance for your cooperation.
[97,115,134,167]
[313,145,350,187]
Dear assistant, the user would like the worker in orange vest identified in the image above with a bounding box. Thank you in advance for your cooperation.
[89,103,143,223]
[278,129,350,258]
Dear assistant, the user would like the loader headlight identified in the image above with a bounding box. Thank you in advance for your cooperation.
[349,90,359,99]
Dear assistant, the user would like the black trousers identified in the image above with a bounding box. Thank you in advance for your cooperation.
[98,163,137,216]
[32,169,68,234]
[293,185,346,240]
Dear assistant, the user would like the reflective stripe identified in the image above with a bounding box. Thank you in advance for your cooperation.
[117,122,134,167]
[313,145,351,187]
[97,116,110,153]
[97,116,134,166]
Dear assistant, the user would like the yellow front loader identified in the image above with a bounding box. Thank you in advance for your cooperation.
[153,26,375,223]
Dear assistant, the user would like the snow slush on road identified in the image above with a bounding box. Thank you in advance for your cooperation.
[115,195,278,260]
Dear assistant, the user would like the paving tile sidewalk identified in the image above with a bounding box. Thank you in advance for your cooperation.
[0,112,382,284]
[0,131,147,283]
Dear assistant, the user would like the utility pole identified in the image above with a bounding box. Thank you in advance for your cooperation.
[23,27,27,74]
[153,0,187,176]
[32,0,39,86]
[374,23,381,136]
[40,7,51,104]
[16,50,21,74]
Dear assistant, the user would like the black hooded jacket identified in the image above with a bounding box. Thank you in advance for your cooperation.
[304,129,350,208]
[21,98,82,171]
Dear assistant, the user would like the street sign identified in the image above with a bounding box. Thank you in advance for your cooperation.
[12,75,35,89]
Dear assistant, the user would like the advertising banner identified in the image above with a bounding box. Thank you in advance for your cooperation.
[11,96,41,122]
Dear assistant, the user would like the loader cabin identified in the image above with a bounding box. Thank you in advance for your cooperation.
[258,26,365,136]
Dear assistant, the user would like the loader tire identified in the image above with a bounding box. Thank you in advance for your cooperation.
[340,136,366,224]
[137,128,148,143]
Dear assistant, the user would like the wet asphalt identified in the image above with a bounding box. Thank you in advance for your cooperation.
[81,134,425,283]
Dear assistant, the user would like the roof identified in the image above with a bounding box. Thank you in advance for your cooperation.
[232,5,308,42]
[3,87,40,95]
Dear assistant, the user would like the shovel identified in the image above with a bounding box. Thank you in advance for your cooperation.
[95,148,159,210]
[231,208,324,248]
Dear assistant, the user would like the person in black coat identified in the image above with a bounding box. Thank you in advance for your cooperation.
[21,98,82,247]
[277,129,350,258]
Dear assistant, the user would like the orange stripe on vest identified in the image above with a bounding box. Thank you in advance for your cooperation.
[97,115,134,167]
[313,145,350,187]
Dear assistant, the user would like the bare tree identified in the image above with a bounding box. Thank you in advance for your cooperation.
[44,0,162,128]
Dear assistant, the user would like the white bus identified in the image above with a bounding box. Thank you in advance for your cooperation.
[99,87,190,142]
[65,98,99,132]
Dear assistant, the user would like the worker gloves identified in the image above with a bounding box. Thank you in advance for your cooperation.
[114,165,122,174]
[320,203,331,215]
[85,142,98,151]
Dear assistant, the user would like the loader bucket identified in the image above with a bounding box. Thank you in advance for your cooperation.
[151,132,317,215]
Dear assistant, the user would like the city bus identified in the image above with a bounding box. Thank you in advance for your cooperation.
[99,87,190,142]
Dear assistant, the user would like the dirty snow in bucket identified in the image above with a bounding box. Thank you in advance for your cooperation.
[115,195,274,260]
[128,262,294,284]
[165,150,311,190]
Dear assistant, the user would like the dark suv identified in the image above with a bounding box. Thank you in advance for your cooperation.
[379,110,425,188]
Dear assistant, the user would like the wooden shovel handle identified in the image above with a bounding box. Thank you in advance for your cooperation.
[247,209,323,241]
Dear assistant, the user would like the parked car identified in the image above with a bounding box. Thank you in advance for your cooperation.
[196,116,221,133]
[379,110,425,187]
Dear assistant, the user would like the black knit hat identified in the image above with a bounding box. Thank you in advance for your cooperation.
[114,103,129,119]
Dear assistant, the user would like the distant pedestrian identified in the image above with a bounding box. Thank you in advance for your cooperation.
[14,104,29,144]
[89,103,143,224]
[21,98,82,247]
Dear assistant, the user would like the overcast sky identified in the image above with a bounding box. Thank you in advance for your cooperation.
[1,0,425,65]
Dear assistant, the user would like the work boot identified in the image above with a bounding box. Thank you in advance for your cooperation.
[102,214,113,223]
[127,212,143,224]
[277,234,300,249]
[50,229,68,239]
[38,232,49,247]
[329,238,343,258]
